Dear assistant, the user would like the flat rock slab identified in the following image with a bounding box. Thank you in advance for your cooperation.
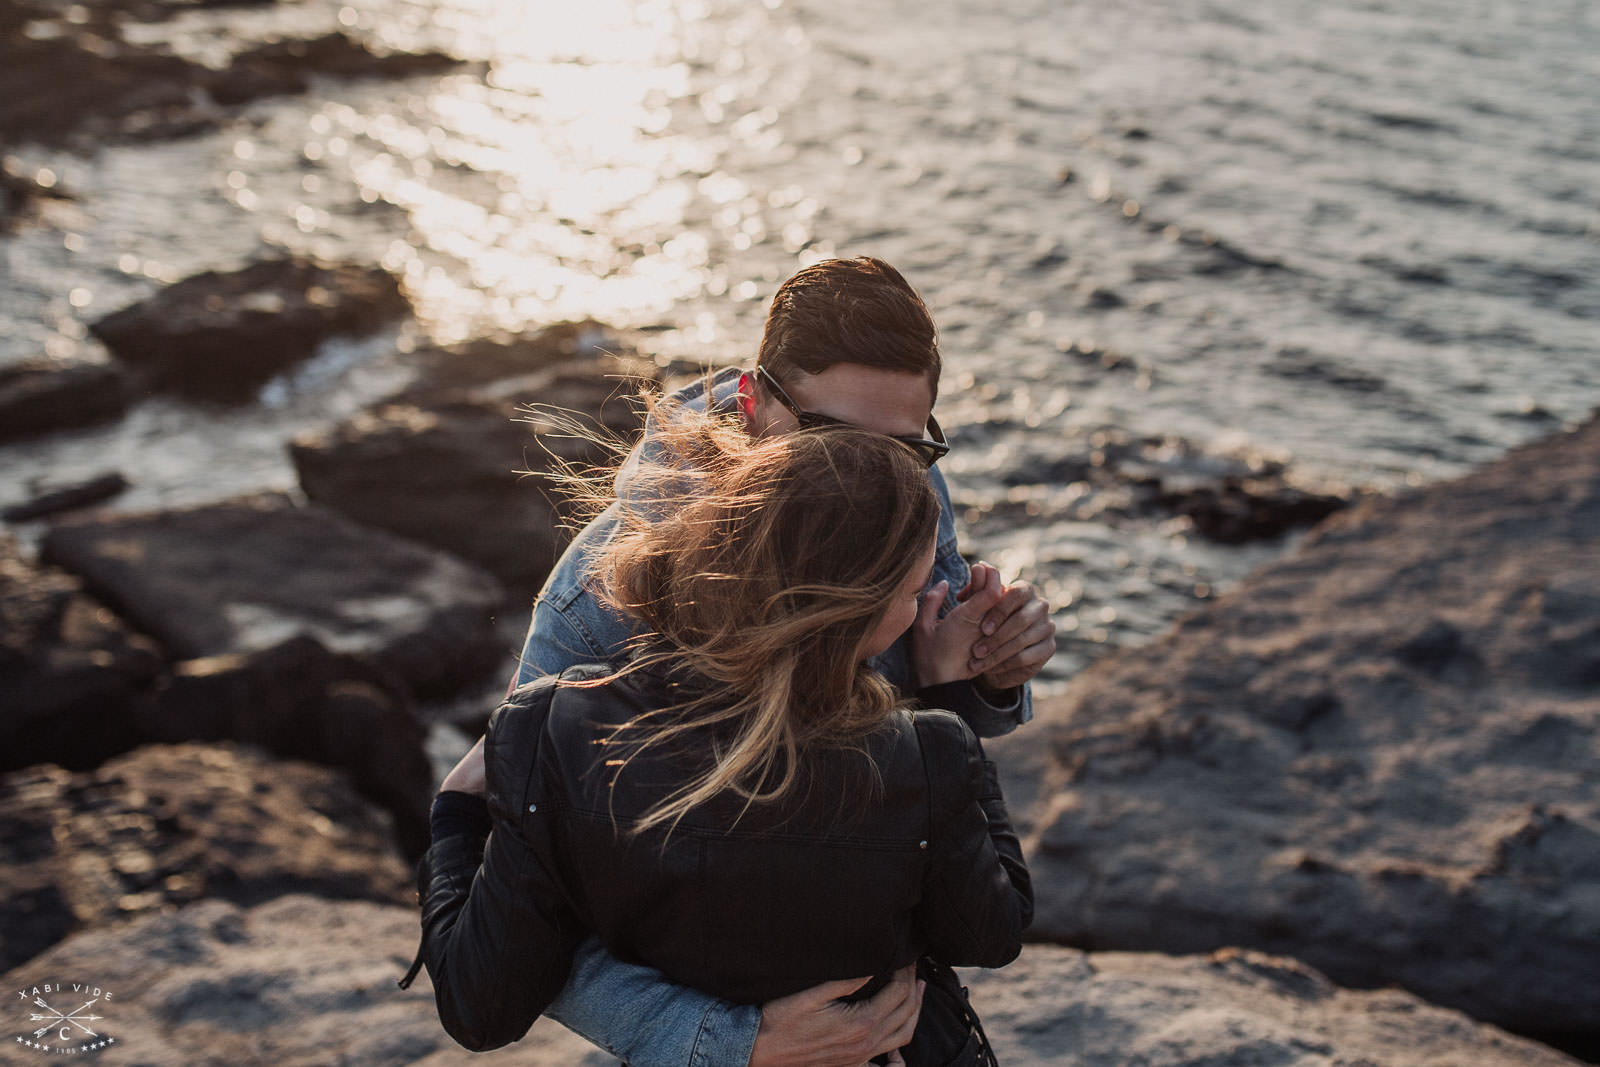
[291,356,654,598]
[0,895,617,1065]
[1023,414,1600,1036]
[962,945,1579,1067]
[40,492,506,699]
[90,257,408,401]
[0,744,410,975]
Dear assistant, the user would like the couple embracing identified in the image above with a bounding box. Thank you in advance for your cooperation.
[408,257,1055,1066]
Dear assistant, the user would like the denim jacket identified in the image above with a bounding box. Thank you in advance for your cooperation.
[513,367,1032,1066]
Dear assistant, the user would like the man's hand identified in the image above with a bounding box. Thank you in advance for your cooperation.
[749,965,923,1067]
[909,563,1006,688]
[960,573,1056,691]
[439,736,487,796]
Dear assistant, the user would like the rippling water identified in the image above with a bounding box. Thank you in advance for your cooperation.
[3,0,1597,689]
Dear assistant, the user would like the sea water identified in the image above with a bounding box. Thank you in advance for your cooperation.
[2,0,1596,689]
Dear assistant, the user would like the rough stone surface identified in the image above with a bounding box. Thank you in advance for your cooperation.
[1021,414,1600,1037]
[0,535,163,775]
[138,635,433,859]
[39,492,507,699]
[1,901,1575,1066]
[0,357,134,444]
[961,945,1581,1067]
[291,355,655,598]
[0,896,617,1066]
[90,257,409,400]
[0,746,410,975]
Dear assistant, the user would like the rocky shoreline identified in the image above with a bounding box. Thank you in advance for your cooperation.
[4,0,1596,1061]
[5,269,1594,1060]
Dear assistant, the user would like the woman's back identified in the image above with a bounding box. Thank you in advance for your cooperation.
[497,661,1029,1006]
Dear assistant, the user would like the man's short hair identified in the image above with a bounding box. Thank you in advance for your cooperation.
[756,257,940,400]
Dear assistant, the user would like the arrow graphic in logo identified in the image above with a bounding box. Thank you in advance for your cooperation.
[28,995,102,1040]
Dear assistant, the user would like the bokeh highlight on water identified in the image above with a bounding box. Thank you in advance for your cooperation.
[2,0,1596,690]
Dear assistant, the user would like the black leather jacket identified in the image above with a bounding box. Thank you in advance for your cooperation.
[414,663,1033,1052]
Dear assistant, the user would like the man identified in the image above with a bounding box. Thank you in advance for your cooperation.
[442,257,1055,1065]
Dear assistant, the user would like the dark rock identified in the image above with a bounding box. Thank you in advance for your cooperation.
[138,636,432,859]
[0,357,135,443]
[90,257,409,401]
[39,491,506,699]
[1,3,461,150]
[406,320,631,395]
[962,945,1582,1066]
[0,744,411,974]
[208,33,461,107]
[0,31,200,148]
[0,895,614,1065]
[3,472,129,522]
[1155,478,1350,543]
[1019,413,1600,1037]
[0,535,164,775]
[291,356,656,599]
[1083,285,1127,309]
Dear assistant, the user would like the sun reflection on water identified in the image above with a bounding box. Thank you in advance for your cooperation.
[325,0,790,346]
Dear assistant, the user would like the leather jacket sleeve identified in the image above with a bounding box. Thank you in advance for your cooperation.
[911,711,1034,967]
[414,680,585,1051]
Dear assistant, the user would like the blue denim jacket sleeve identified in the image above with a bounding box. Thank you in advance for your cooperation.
[547,937,762,1067]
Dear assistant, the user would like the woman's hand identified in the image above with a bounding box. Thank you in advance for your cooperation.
[909,562,1007,688]
[439,736,487,796]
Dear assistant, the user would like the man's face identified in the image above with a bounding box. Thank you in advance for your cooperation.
[747,363,935,441]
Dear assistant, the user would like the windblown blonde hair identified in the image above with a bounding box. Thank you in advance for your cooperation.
[582,398,941,836]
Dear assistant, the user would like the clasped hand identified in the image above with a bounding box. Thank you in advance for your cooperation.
[910,562,1055,691]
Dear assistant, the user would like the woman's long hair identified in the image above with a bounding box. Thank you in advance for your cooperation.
[580,398,941,836]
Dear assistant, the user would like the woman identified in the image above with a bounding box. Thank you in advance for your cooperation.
[409,407,1032,1062]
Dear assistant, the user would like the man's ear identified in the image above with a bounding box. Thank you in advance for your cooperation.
[737,371,758,427]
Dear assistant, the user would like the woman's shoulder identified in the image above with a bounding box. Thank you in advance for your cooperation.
[905,707,985,811]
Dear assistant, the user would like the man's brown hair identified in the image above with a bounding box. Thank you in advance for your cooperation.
[757,257,940,400]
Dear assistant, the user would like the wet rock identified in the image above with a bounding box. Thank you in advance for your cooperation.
[963,945,1581,1066]
[1020,413,1600,1038]
[1082,284,1126,309]
[0,30,200,148]
[0,895,614,1065]
[209,33,462,107]
[405,320,631,396]
[1001,426,1352,543]
[0,535,163,776]
[0,357,135,444]
[90,257,409,401]
[0,745,411,974]
[1,0,462,150]
[3,472,130,522]
[138,635,432,859]
[1154,477,1349,543]
[39,492,506,699]
[291,355,656,599]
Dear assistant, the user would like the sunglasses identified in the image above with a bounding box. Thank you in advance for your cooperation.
[755,365,950,468]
